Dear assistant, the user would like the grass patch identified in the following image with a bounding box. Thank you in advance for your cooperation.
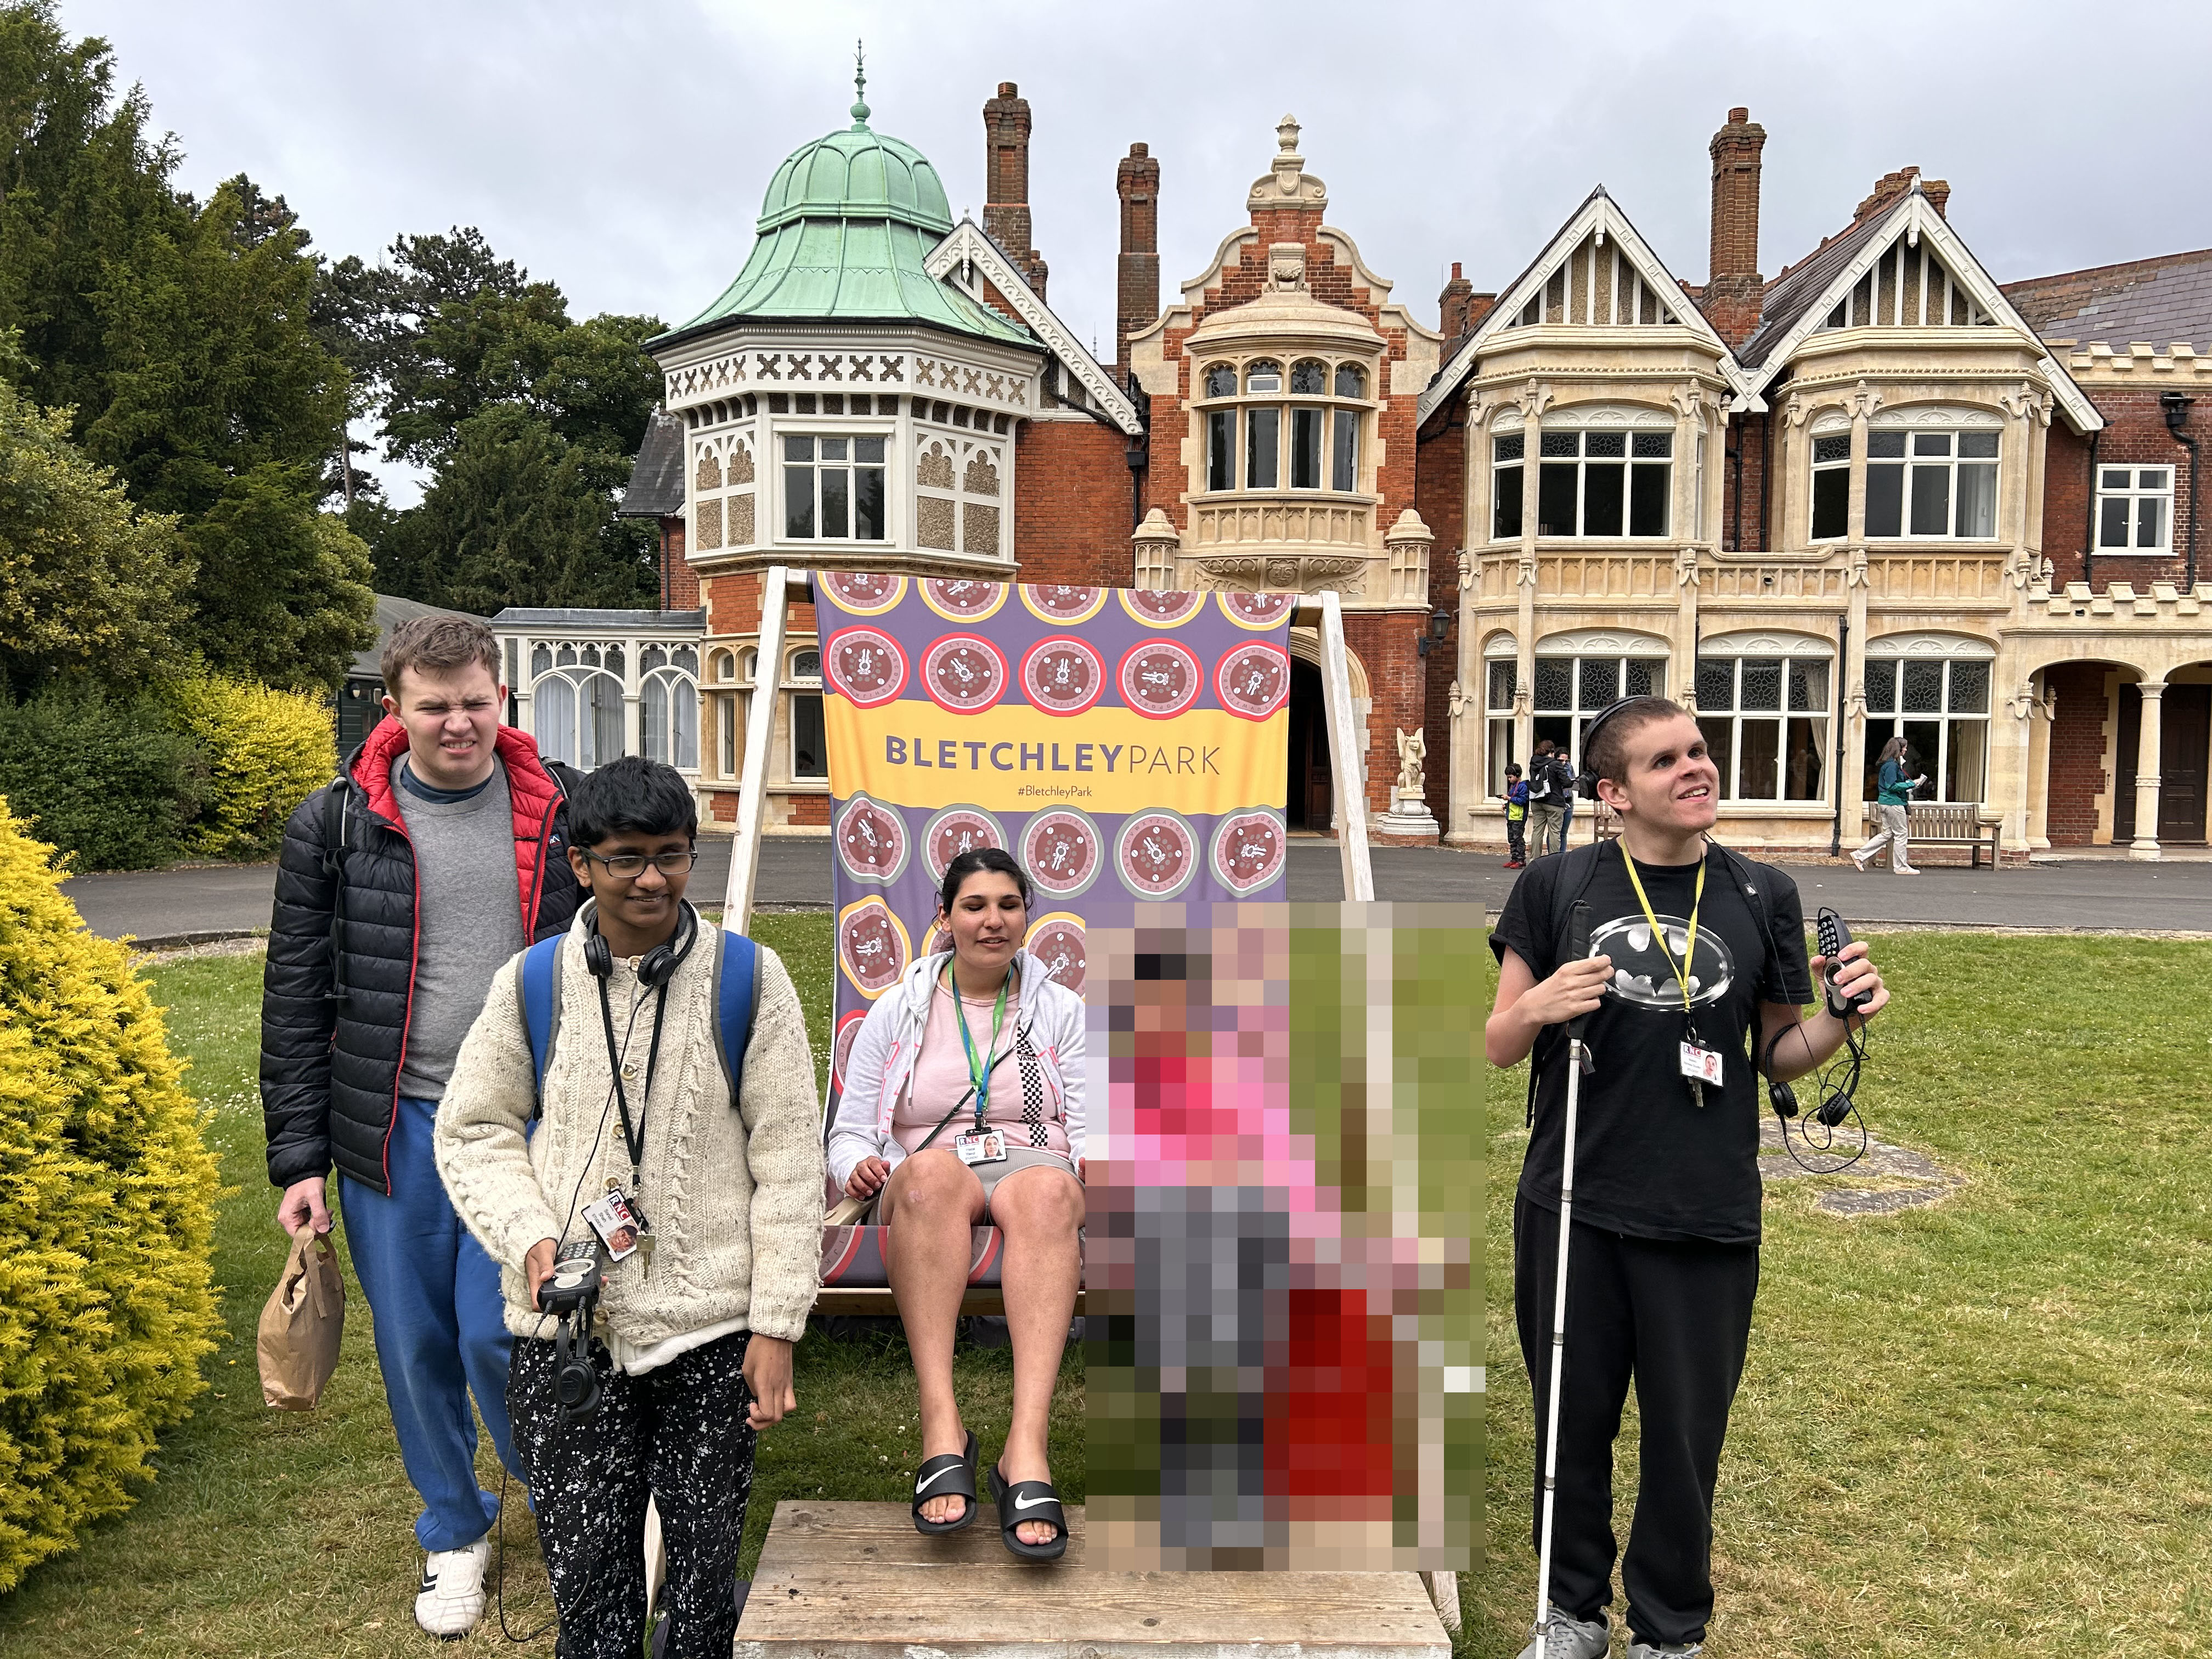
[3,927,2204,1656]
[0,916,1078,1658]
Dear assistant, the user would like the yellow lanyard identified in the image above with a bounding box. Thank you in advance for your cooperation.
[1620,845,1706,1018]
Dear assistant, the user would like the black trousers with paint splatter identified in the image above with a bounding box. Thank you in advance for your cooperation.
[509,1329,755,1659]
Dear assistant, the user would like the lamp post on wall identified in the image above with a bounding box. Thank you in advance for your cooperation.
[1415,606,1453,658]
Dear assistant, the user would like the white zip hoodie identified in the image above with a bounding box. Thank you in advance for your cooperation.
[826,948,1085,1190]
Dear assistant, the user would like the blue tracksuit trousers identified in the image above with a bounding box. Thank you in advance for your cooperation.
[340,1094,522,1551]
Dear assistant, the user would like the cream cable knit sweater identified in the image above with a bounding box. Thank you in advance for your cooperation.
[434,916,825,1344]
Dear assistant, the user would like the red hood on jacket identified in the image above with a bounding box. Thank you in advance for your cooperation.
[348,716,569,933]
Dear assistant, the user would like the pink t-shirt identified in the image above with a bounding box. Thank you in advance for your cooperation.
[891,969,1070,1160]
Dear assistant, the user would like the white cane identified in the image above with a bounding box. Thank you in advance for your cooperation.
[1532,900,1594,1659]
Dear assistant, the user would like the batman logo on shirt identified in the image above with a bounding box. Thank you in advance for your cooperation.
[1586,913,1737,1010]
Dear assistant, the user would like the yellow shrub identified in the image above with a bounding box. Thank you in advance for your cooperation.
[0,799,221,1592]
[163,673,335,859]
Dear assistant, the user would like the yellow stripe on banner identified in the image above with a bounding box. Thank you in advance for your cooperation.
[824,697,1286,816]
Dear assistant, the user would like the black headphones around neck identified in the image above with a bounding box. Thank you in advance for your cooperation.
[580,898,700,989]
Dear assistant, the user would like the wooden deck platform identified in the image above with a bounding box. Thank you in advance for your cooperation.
[733,1500,1453,1659]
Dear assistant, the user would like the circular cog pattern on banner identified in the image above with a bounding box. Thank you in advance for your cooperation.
[1217,590,1299,629]
[837,896,911,998]
[824,627,907,707]
[1210,808,1288,895]
[922,634,1009,714]
[831,1008,867,1093]
[922,805,1007,881]
[833,794,910,885]
[921,578,1008,624]
[1021,807,1104,899]
[1118,588,1206,627]
[1020,584,1108,625]
[1020,636,1105,716]
[821,572,907,615]
[1115,808,1199,899]
[1214,641,1292,720]
[1118,640,1203,719]
[1025,912,1089,994]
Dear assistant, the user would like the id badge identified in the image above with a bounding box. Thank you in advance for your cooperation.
[581,1190,642,1261]
[954,1130,1008,1166]
[1678,1042,1724,1087]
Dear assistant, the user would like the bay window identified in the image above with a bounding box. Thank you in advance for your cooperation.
[1194,355,1373,498]
[1523,429,1672,538]
[1863,651,1990,803]
[1865,426,1998,540]
[1695,653,1830,802]
[783,435,887,541]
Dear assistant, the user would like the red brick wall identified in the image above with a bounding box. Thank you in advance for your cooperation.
[1723,411,1771,552]
[788,794,830,826]
[2043,388,2202,587]
[1417,402,1466,824]
[701,569,813,638]
[1013,420,1136,584]
[1342,611,1427,821]
[661,516,699,608]
[2045,662,2110,845]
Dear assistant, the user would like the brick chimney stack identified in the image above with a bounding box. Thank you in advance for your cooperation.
[1705,106,1766,347]
[1854,165,1950,222]
[984,81,1047,298]
[1115,142,1160,371]
[1439,261,1475,341]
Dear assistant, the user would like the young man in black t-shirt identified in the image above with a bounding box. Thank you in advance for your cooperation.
[1486,697,1891,1659]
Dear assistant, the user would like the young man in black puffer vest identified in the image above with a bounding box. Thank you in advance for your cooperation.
[259,614,581,1638]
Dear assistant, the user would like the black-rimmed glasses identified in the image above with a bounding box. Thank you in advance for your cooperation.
[579,849,699,879]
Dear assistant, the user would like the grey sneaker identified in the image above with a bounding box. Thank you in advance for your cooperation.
[1625,1641,1702,1658]
[1517,1606,1610,1659]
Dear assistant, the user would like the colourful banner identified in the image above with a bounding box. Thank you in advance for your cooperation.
[819,573,1294,1102]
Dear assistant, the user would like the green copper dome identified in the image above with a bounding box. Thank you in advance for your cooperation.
[655,83,1030,351]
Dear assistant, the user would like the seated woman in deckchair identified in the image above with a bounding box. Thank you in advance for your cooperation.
[828,848,1085,1561]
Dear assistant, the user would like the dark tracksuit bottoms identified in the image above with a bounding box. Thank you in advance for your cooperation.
[509,1329,757,1659]
[1513,1195,1759,1649]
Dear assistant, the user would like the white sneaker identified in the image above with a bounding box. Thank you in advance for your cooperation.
[1893,864,1922,876]
[415,1536,490,1639]
[1849,849,1872,872]
[1517,1606,1610,1659]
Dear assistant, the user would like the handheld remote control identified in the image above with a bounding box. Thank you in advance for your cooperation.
[1815,907,1868,1021]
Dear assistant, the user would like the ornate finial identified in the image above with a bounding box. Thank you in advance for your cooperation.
[1276,114,1301,155]
[851,40,870,126]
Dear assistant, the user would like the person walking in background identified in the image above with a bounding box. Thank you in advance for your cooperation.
[1527,741,1569,860]
[1504,763,1530,868]
[259,615,583,1639]
[1852,736,1928,875]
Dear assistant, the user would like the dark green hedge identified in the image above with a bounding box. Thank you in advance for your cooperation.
[0,687,208,871]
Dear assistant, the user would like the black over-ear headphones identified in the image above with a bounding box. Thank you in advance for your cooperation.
[1571,696,1663,800]
[581,898,701,988]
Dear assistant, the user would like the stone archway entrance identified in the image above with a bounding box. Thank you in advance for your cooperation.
[2118,676,2211,844]
[1286,657,1332,829]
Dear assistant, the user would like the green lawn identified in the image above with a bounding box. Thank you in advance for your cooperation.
[1,926,2205,1657]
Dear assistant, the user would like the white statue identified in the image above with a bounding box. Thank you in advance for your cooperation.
[1395,726,1426,795]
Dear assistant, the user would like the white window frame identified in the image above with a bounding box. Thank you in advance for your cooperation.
[2096,464,2173,552]
[780,432,889,543]
[1531,429,1674,540]
[1490,432,1525,543]
[1863,651,1992,805]
[1694,651,1833,804]
[1865,425,2000,541]
[1809,430,1853,541]
[1194,356,1374,500]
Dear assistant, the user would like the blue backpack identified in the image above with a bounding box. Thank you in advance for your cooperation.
[516,928,759,1109]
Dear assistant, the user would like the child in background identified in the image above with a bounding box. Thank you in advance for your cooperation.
[1503,763,1528,869]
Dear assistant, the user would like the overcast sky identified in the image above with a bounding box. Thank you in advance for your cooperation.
[59,0,2212,500]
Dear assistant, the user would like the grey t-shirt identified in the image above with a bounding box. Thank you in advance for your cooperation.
[392,757,527,1100]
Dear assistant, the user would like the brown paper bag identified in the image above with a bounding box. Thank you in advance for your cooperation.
[257,1230,345,1410]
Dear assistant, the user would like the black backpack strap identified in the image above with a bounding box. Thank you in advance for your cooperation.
[1526,840,1614,1126]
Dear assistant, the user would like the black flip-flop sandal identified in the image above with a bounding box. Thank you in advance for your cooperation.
[911,1429,979,1534]
[986,1462,1068,1561]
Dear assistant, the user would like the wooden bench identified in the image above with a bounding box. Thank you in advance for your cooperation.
[1864,801,2004,868]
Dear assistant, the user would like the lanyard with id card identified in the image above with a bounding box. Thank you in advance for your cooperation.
[949,965,1011,1167]
[1620,848,1724,1107]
